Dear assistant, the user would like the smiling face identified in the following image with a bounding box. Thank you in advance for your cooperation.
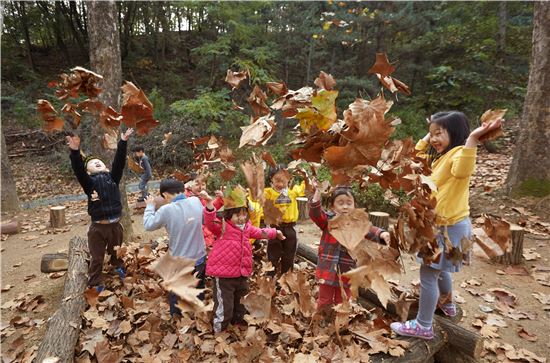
[86,158,107,174]
[429,123,450,154]
[191,179,206,195]
[230,209,249,226]
[332,193,355,215]
[271,171,290,192]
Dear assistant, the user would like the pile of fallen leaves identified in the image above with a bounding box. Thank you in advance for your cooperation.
[68,239,413,362]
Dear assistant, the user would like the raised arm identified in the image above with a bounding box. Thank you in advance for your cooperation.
[67,135,92,195]
[143,195,166,231]
[111,128,133,184]
[203,207,222,237]
[248,226,278,241]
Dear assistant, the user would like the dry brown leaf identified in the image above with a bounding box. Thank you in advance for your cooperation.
[225,69,249,89]
[241,155,265,203]
[314,71,336,91]
[328,208,372,251]
[239,115,276,148]
[517,327,538,342]
[262,199,283,226]
[479,109,506,142]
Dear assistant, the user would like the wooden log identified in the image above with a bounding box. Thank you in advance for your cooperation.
[40,253,69,273]
[296,241,484,360]
[35,236,89,363]
[0,220,20,235]
[369,211,390,230]
[493,225,525,265]
[49,206,66,228]
[296,197,309,221]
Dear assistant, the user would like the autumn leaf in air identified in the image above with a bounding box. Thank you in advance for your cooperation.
[295,89,339,133]
[314,71,336,91]
[239,115,276,148]
[37,99,64,132]
[241,155,265,203]
[54,66,103,100]
[247,85,271,117]
[328,208,372,251]
[120,81,159,135]
[478,109,506,142]
[127,156,144,173]
[150,253,206,313]
[266,81,288,96]
[225,69,249,89]
[368,53,396,77]
[263,199,283,226]
[99,106,122,130]
[61,103,82,129]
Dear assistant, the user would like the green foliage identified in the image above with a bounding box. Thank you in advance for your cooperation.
[148,87,169,121]
[513,178,550,198]
[352,183,395,215]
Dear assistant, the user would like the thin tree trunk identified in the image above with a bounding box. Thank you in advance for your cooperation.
[53,1,72,64]
[1,131,20,212]
[60,1,88,60]
[506,2,550,191]
[497,2,507,65]
[15,2,36,71]
[87,0,134,243]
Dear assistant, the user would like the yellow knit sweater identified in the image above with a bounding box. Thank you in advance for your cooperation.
[416,140,477,225]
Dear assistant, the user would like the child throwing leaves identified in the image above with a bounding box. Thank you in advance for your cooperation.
[143,179,206,316]
[67,128,134,291]
[264,164,305,276]
[390,111,502,340]
[202,186,285,333]
[309,182,390,308]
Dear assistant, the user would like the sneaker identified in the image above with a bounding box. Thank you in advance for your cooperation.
[115,267,126,279]
[390,319,434,340]
[438,303,457,317]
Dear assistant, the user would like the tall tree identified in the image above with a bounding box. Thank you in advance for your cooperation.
[506,2,550,192]
[1,131,20,212]
[87,1,134,241]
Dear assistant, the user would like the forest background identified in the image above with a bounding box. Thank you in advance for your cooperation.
[0,1,535,207]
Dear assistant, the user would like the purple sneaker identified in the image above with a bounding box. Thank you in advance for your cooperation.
[390,319,434,340]
[438,303,457,317]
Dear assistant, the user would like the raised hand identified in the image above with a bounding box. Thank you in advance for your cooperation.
[465,119,503,148]
[121,128,134,141]
[379,231,391,245]
[66,135,80,150]
[145,194,156,206]
[276,230,286,240]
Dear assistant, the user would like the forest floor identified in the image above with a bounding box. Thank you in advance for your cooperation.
[1,130,549,361]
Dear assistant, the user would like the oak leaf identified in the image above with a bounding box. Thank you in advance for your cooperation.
[263,199,283,226]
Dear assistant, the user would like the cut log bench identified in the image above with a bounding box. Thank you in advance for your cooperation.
[296,242,483,363]
[36,236,89,363]
[0,220,20,235]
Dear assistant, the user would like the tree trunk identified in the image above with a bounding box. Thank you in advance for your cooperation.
[506,2,550,191]
[492,225,525,265]
[35,236,88,363]
[60,1,88,60]
[87,1,134,243]
[1,131,20,212]
[496,2,507,65]
[15,2,36,71]
[50,206,67,228]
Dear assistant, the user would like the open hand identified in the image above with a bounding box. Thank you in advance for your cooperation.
[199,190,213,202]
[145,194,155,206]
[469,119,503,142]
[276,230,286,240]
[214,190,224,199]
[66,135,80,150]
[121,128,134,141]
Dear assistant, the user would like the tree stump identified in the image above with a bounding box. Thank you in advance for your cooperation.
[492,224,525,265]
[0,220,20,235]
[49,206,66,228]
[35,236,89,363]
[296,197,309,221]
[369,211,390,230]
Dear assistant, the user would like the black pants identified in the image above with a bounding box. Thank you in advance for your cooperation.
[212,276,249,332]
[267,223,297,276]
[87,222,124,286]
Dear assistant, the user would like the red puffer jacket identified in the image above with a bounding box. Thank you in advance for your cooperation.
[204,209,277,278]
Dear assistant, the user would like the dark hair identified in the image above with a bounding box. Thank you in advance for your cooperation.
[223,206,248,221]
[131,145,145,152]
[268,164,287,181]
[330,186,355,206]
[429,111,470,155]
[159,178,184,198]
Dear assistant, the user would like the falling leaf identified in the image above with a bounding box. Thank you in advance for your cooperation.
[263,199,283,226]
[241,155,265,203]
[266,81,288,95]
[261,151,277,168]
[239,115,276,148]
[150,254,206,313]
[61,103,82,129]
[247,85,270,117]
[225,69,249,89]
[328,209,372,251]
[162,132,172,147]
[314,71,336,91]
[120,81,159,135]
[220,166,237,181]
[98,106,122,130]
[343,266,393,308]
[223,185,248,210]
[368,53,396,77]
[37,100,64,132]
[295,89,339,133]
[479,109,506,142]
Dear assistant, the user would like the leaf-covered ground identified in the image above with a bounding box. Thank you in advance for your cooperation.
[1,118,549,362]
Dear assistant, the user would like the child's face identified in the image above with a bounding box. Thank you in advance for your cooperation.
[429,123,450,153]
[134,151,144,158]
[230,209,249,226]
[332,194,355,215]
[86,158,107,174]
[192,180,206,194]
[271,171,290,192]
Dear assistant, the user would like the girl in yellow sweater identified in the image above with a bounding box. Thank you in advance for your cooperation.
[391,111,502,340]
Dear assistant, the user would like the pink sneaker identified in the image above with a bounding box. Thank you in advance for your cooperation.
[390,319,434,340]
[438,303,457,317]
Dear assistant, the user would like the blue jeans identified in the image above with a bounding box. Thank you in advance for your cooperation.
[138,175,150,200]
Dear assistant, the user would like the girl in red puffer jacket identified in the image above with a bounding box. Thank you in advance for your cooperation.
[202,186,285,333]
